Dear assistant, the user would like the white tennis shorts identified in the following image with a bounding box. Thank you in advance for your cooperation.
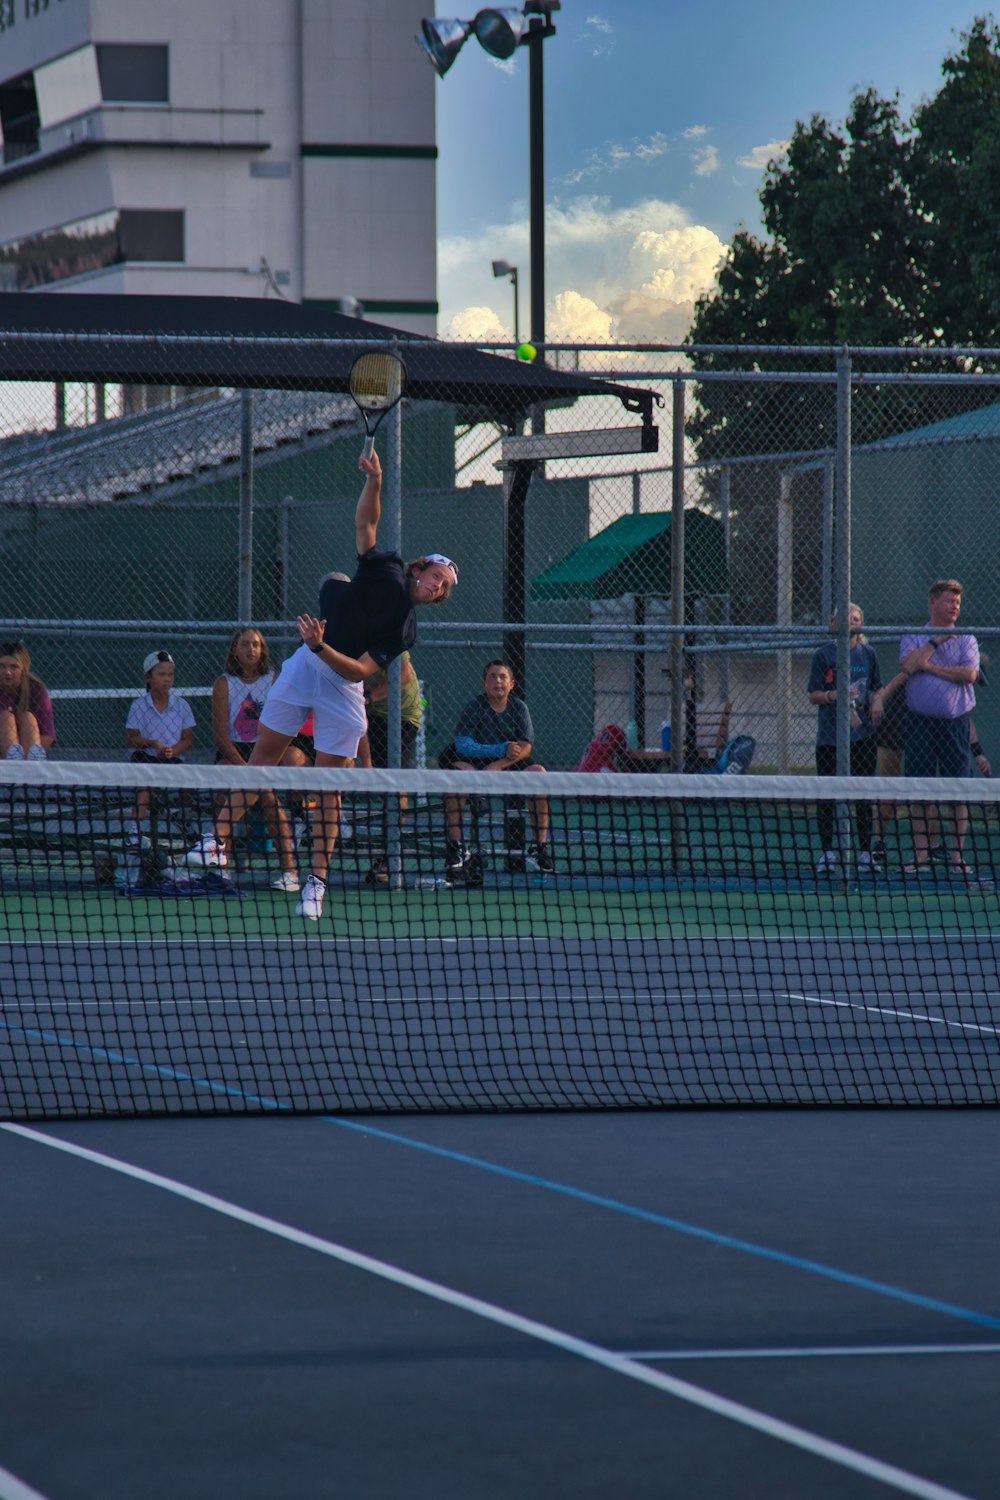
[260,644,367,757]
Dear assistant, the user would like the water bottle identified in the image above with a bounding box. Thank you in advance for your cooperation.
[660,721,671,753]
[626,719,639,750]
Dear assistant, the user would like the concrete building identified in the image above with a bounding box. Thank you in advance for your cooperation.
[0,0,437,331]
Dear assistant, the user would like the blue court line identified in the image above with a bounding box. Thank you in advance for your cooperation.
[5,1018,1000,1334]
[321,1117,1000,1334]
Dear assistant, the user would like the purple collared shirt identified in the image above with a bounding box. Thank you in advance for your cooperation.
[899,630,978,719]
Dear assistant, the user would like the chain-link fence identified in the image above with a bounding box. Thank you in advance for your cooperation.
[2,324,998,773]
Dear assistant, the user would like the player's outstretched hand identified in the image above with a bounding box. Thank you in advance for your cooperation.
[359,448,382,479]
[297,614,327,649]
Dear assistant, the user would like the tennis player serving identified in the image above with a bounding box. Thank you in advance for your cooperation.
[185,447,458,919]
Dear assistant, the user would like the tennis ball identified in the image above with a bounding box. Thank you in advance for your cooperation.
[516,341,537,362]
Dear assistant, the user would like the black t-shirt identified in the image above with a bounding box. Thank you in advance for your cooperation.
[318,548,416,669]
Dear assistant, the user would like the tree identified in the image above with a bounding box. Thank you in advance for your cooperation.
[686,19,1000,465]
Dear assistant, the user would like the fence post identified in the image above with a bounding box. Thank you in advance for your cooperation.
[776,470,793,773]
[384,366,403,771]
[238,389,254,621]
[670,379,685,771]
[719,463,731,701]
[835,349,852,776]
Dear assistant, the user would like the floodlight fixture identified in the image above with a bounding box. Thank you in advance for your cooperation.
[416,17,472,76]
[492,259,520,342]
[473,8,527,58]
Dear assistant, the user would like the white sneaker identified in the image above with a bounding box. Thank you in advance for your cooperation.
[127,822,152,851]
[26,743,47,761]
[5,744,24,760]
[271,869,301,892]
[182,834,228,868]
[856,850,882,873]
[815,850,841,875]
[296,873,326,921]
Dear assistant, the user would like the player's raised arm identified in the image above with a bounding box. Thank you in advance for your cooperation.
[355,449,382,555]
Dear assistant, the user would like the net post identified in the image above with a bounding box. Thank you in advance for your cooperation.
[669,379,685,773]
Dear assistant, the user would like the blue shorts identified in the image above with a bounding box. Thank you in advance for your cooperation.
[904,711,971,777]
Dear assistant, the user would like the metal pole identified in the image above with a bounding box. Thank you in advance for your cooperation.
[238,389,254,621]
[511,267,520,347]
[719,464,731,701]
[384,373,403,771]
[384,375,404,888]
[835,350,852,776]
[630,470,643,740]
[670,380,685,772]
[528,18,545,354]
[776,471,794,772]
[821,456,834,628]
[280,496,293,619]
[502,462,530,689]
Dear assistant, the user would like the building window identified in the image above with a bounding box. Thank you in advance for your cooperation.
[0,72,40,162]
[118,209,184,262]
[0,208,184,290]
[96,45,169,103]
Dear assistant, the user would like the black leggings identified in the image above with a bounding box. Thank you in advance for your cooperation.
[815,738,877,851]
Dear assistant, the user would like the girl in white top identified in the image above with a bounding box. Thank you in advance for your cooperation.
[211,627,298,891]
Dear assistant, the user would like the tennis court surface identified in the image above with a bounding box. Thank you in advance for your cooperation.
[1,761,998,1497]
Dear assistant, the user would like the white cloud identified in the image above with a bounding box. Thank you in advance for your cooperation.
[445,305,511,342]
[546,290,614,344]
[563,130,670,186]
[692,144,720,177]
[682,125,709,139]
[439,196,727,347]
[736,138,790,170]
[582,14,614,56]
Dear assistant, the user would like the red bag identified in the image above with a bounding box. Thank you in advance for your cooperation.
[575,724,626,772]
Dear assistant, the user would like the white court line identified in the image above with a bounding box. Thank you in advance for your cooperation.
[787,995,1000,1039]
[0,1465,54,1500]
[623,1343,1000,1362]
[0,1124,975,1500]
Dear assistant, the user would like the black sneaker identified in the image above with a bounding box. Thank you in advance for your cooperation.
[929,844,949,864]
[525,842,554,874]
[445,839,470,873]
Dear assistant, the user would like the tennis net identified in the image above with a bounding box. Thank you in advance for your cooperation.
[1,759,998,1117]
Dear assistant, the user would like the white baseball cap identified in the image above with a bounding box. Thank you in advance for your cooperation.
[425,553,458,585]
[143,650,174,674]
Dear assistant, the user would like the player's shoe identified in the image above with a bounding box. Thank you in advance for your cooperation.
[524,842,554,874]
[183,835,228,868]
[5,744,24,760]
[815,850,840,875]
[26,743,47,761]
[856,849,882,874]
[444,840,471,874]
[271,869,301,892]
[127,821,152,851]
[296,873,326,920]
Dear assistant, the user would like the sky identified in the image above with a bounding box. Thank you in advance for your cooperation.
[431,0,991,346]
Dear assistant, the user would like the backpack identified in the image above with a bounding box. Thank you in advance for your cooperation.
[575,724,627,772]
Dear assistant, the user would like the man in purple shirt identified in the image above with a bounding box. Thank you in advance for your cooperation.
[899,578,979,874]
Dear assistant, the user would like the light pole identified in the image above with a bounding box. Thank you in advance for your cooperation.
[418,4,560,692]
[491,258,519,343]
[417,3,559,357]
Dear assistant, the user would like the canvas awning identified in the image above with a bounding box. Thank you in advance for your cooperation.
[530,509,728,600]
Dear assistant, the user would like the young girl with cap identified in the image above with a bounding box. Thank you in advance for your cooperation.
[125,650,196,846]
[184,447,458,921]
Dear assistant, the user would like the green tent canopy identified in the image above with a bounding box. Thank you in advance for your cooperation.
[530,508,728,600]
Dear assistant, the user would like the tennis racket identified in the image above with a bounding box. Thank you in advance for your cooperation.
[349,350,407,458]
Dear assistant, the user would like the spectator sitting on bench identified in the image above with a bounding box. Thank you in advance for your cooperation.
[125,650,195,848]
[0,640,55,761]
[438,659,553,876]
